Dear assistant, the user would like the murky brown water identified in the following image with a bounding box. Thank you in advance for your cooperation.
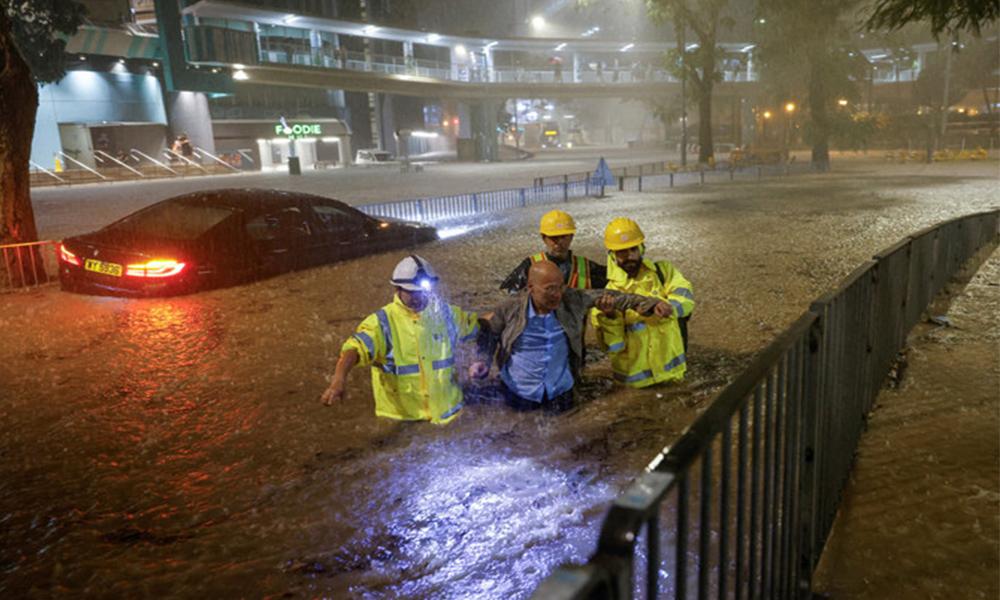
[1,161,996,597]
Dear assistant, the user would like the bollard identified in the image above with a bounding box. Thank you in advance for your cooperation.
[638,174,643,192]
[618,176,625,192]
[600,183,606,198]
[699,169,705,184]
[670,172,674,188]
[563,179,569,202]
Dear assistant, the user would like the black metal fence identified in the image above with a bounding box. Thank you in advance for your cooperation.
[532,209,1000,600]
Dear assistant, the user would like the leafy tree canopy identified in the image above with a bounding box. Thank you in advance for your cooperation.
[1,0,86,83]
[865,0,998,37]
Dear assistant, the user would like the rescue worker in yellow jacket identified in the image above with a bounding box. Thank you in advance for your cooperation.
[321,255,479,424]
[591,218,694,387]
[500,209,608,293]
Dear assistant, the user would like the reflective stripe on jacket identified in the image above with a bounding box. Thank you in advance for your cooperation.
[591,257,694,387]
[342,295,479,423]
[530,252,591,289]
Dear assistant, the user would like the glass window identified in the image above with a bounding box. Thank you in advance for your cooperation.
[108,201,234,240]
[310,202,366,236]
[245,207,312,241]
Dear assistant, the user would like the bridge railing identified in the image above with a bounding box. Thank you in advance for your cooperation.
[532,209,1000,600]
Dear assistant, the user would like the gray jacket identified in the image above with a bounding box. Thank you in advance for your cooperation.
[480,289,660,378]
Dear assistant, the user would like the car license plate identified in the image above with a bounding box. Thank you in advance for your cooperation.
[84,258,123,277]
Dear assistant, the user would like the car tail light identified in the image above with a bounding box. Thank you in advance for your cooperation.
[125,259,186,278]
[59,243,81,266]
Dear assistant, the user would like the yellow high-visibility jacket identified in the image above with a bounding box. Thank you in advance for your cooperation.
[341,295,479,423]
[591,257,694,387]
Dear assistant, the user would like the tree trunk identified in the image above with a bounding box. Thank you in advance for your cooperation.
[697,49,714,165]
[0,10,47,286]
[808,52,831,172]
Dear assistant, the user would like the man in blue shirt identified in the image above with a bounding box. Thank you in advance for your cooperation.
[473,261,669,412]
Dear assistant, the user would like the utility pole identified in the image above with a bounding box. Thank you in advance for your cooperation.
[940,34,956,141]
[679,23,688,167]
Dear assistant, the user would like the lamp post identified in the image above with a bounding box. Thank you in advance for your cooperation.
[783,102,796,160]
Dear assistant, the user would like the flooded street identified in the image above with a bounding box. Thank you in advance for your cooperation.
[1,161,997,597]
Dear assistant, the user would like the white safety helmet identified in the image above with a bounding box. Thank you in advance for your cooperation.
[390,255,439,292]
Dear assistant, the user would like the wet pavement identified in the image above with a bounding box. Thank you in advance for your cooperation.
[1,159,997,597]
[813,249,999,600]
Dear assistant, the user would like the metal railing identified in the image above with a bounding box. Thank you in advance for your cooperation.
[533,209,1000,599]
[0,240,60,290]
[358,179,604,224]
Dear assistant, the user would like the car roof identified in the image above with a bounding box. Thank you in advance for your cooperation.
[164,188,354,212]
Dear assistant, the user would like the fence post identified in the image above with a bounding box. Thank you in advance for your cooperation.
[600,183,605,198]
[417,199,425,221]
[796,316,824,599]
[473,192,480,212]
[670,173,674,188]
[586,175,590,197]
[638,174,643,192]
[563,174,569,202]
[700,169,705,185]
[520,187,526,207]
[618,176,624,192]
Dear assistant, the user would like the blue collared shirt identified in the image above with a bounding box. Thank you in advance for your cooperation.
[500,299,574,402]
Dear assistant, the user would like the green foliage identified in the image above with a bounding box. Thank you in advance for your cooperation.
[819,109,886,149]
[1,0,86,84]
[865,0,999,38]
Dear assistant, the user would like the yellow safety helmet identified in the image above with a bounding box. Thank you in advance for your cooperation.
[604,217,645,250]
[539,210,576,237]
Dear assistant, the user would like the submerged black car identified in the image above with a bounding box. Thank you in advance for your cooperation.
[58,188,437,296]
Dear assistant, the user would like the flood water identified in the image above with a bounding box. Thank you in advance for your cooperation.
[1,161,996,597]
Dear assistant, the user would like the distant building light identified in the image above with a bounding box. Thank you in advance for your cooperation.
[362,25,379,35]
[763,110,772,119]
[411,130,439,138]
[152,61,159,67]
[757,18,766,24]
[685,43,699,51]
[455,44,467,57]
[79,55,86,61]
[563,114,575,119]
[321,137,341,143]
[544,103,555,110]
[427,33,441,43]
[555,42,566,51]
[118,58,126,64]
[784,102,796,113]
[282,14,298,24]
[620,43,635,52]
[531,15,546,30]
[233,69,249,80]
[233,63,245,70]
[452,117,460,126]
[837,98,849,107]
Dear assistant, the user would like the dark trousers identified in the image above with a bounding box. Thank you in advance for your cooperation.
[500,381,575,414]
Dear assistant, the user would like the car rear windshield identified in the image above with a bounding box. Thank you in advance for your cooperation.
[109,201,235,240]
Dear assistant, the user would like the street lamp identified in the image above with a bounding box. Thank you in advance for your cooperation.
[783,103,796,159]
[762,110,772,140]
[837,98,849,107]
